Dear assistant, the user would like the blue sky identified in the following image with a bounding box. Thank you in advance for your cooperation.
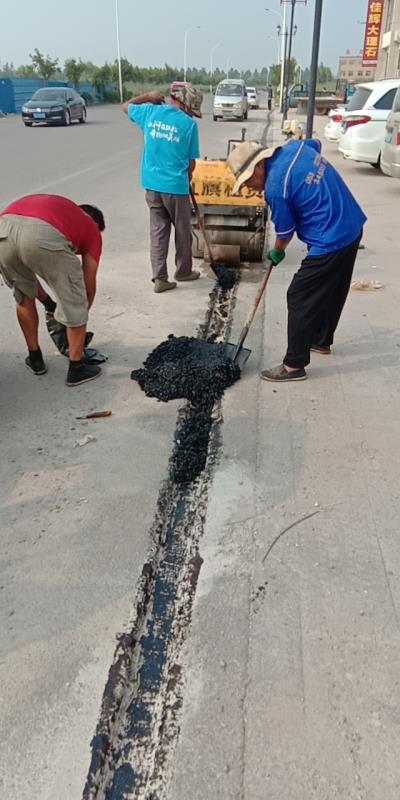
[1,0,369,73]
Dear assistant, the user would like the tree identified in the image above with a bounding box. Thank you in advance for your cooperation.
[269,63,281,86]
[92,64,112,100]
[15,64,36,77]
[317,62,333,85]
[111,57,134,87]
[301,63,334,86]
[0,61,15,76]
[268,58,298,87]
[64,58,85,88]
[29,49,59,84]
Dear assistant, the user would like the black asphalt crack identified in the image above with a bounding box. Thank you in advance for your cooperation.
[83,277,239,800]
[260,109,273,147]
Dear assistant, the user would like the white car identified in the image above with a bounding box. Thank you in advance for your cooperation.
[381,84,400,178]
[246,87,259,109]
[324,106,347,142]
[338,79,400,168]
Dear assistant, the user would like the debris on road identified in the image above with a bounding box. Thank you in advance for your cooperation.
[351,280,383,291]
[76,410,112,420]
[261,510,320,564]
[73,434,97,447]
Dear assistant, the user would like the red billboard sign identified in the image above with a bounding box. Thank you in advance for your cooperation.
[362,0,384,66]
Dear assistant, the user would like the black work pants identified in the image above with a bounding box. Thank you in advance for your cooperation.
[283,236,361,369]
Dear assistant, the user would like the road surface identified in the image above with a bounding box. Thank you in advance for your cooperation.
[1,99,400,799]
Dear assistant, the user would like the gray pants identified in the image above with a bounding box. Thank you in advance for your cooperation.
[145,191,193,281]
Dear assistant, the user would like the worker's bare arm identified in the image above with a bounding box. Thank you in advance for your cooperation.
[188,159,196,180]
[82,254,99,308]
[122,92,165,114]
[275,234,294,251]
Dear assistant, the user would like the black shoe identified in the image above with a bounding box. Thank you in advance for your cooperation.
[66,362,102,387]
[25,353,47,376]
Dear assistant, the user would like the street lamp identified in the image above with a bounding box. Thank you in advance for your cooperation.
[184,26,200,83]
[266,34,281,64]
[210,43,222,94]
[281,0,307,122]
[265,7,283,24]
[115,0,123,103]
[265,7,286,110]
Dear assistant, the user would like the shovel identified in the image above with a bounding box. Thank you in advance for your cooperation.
[190,187,240,286]
[223,260,274,369]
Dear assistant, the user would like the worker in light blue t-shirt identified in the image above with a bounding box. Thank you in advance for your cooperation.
[228,139,367,382]
[123,87,202,293]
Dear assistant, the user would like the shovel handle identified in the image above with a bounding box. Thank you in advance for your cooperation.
[190,187,214,264]
[243,260,274,332]
[232,261,274,361]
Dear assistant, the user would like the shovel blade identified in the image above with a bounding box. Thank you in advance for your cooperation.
[223,342,252,370]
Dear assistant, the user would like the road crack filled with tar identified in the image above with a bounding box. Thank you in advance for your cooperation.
[83,273,241,800]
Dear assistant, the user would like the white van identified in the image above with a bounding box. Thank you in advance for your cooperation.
[381,84,400,177]
[213,79,248,121]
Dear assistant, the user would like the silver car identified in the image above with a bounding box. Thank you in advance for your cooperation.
[246,86,259,109]
[381,85,400,177]
[213,79,248,121]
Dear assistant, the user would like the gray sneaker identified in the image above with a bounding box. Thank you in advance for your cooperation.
[154,278,177,293]
[174,270,200,282]
[260,364,307,382]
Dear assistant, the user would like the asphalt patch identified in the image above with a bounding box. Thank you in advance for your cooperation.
[131,335,240,483]
[212,261,238,290]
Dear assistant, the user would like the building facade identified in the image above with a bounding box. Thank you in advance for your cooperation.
[376,0,400,78]
[338,52,376,82]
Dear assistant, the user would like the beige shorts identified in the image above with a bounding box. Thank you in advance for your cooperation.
[0,214,88,327]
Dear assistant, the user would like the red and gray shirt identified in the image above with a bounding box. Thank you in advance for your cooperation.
[1,194,102,263]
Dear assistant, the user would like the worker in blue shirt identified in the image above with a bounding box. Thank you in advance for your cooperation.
[123,86,202,293]
[228,139,367,381]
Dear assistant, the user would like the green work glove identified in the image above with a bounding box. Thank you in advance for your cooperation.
[267,248,286,266]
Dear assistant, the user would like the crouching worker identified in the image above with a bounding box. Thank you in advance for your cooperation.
[0,194,105,387]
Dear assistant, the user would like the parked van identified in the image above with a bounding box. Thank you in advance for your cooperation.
[381,84,400,177]
[213,79,248,121]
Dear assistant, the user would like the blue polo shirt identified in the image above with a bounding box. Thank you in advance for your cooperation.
[265,139,367,256]
[128,103,200,195]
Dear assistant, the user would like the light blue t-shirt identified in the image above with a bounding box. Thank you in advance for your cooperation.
[128,103,200,195]
[265,139,367,256]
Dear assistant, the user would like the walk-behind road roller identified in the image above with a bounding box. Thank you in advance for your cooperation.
[190,145,268,265]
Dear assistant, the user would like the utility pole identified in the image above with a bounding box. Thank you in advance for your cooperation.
[210,43,222,94]
[115,0,123,103]
[306,0,323,137]
[281,0,307,122]
[279,2,288,112]
[184,26,200,84]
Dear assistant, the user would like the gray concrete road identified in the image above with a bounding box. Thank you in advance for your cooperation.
[0,100,268,799]
[1,100,400,799]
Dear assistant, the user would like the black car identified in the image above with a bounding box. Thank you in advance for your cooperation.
[21,87,87,127]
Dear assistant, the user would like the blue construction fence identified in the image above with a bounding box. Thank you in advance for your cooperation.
[0,78,103,114]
